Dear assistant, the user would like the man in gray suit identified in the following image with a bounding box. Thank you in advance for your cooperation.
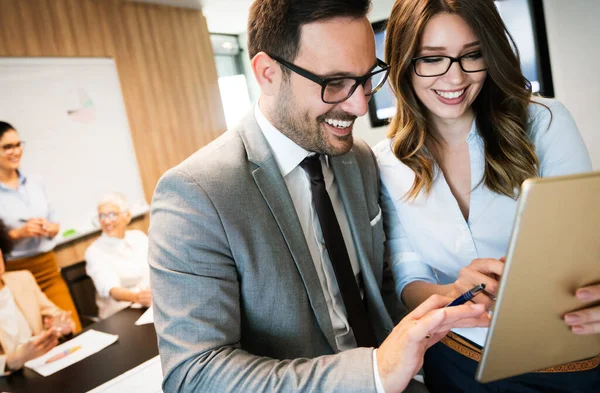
[148,0,488,392]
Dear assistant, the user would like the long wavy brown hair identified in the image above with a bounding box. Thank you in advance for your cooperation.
[385,0,540,199]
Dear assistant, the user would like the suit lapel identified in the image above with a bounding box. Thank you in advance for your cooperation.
[238,113,338,352]
[331,151,392,330]
[331,149,395,338]
[330,152,374,276]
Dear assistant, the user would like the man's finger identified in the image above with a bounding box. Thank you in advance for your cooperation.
[410,304,486,341]
[436,314,490,331]
[441,303,486,324]
[407,294,454,320]
[407,308,446,341]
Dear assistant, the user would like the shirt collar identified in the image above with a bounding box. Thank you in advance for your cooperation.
[254,104,329,177]
[466,118,480,144]
[99,231,127,247]
[0,171,26,190]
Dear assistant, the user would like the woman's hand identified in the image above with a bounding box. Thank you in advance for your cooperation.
[110,287,151,307]
[564,283,600,334]
[449,258,505,310]
[9,218,46,240]
[41,221,60,238]
[6,329,60,370]
[135,289,152,307]
[43,311,75,336]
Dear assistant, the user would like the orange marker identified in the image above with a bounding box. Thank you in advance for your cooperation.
[45,345,82,364]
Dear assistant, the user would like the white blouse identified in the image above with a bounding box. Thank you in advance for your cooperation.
[373,98,592,346]
[0,285,32,373]
[85,230,150,319]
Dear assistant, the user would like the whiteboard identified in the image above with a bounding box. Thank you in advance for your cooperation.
[0,58,149,245]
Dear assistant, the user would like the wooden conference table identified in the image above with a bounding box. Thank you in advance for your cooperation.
[0,308,159,393]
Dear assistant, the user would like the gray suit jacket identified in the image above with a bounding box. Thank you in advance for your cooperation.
[148,113,398,392]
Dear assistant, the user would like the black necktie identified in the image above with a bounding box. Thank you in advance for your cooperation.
[300,154,378,348]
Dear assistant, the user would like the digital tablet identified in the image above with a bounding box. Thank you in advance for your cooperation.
[476,171,600,383]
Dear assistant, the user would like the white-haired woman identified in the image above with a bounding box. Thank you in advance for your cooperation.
[85,193,151,319]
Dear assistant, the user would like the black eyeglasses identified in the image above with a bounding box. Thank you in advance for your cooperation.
[412,51,487,77]
[269,54,391,104]
[0,141,25,154]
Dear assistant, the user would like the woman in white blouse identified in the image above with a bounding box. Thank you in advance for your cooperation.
[374,0,597,392]
[0,219,75,374]
[85,193,151,320]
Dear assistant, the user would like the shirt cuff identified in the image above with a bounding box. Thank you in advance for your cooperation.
[373,349,386,393]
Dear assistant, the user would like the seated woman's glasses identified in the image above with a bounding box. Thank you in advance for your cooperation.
[98,212,121,221]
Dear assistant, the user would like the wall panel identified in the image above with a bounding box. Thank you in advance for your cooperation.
[0,0,226,267]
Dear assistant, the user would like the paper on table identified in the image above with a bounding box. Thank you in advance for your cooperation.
[451,327,488,347]
[86,355,163,393]
[24,329,118,377]
[134,306,154,326]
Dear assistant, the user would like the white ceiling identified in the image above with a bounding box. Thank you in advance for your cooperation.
[202,0,252,34]
[126,0,204,10]
[127,0,396,34]
[130,0,397,34]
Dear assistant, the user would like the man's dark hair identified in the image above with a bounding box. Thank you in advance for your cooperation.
[247,0,371,63]
[0,121,15,139]
[0,219,14,257]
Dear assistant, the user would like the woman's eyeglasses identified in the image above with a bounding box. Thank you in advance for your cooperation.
[0,141,25,154]
[412,51,487,77]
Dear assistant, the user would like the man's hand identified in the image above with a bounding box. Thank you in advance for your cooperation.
[564,283,600,335]
[376,294,489,393]
[450,258,505,310]
[6,329,60,370]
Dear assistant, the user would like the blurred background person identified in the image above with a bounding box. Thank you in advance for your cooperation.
[0,121,81,332]
[85,193,151,319]
[0,219,75,374]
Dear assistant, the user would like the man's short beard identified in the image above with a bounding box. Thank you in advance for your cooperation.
[272,81,329,154]
[271,81,354,156]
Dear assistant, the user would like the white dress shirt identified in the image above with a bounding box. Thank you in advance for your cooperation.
[85,230,150,319]
[255,106,386,393]
[374,97,592,346]
[0,285,33,373]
